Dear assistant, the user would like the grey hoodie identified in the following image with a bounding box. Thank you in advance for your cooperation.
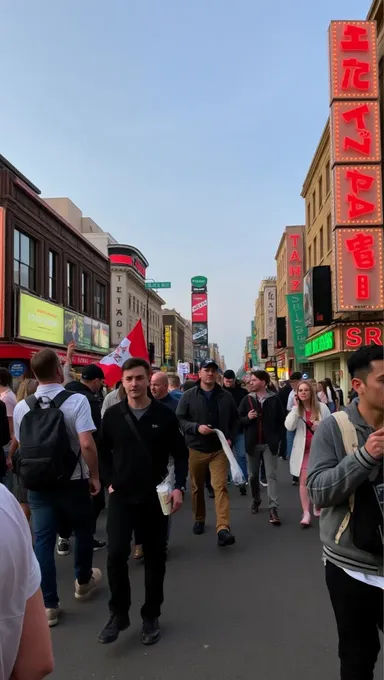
[307,400,383,576]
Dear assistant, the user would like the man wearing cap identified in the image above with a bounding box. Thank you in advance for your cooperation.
[223,370,248,495]
[60,365,107,553]
[176,359,239,547]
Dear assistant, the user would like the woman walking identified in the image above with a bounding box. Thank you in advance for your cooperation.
[324,377,339,413]
[285,380,330,527]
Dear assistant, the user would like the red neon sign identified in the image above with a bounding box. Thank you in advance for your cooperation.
[333,165,382,226]
[331,101,381,164]
[335,228,384,311]
[329,21,378,100]
[285,228,304,294]
[344,325,383,348]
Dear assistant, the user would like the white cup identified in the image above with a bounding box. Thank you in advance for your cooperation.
[156,483,171,516]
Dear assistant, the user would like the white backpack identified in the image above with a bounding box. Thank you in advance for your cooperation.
[332,412,359,545]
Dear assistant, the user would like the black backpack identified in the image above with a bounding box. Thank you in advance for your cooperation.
[18,391,81,490]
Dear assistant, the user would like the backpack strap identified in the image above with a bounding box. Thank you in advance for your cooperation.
[51,390,74,408]
[25,395,39,409]
[332,411,359,544]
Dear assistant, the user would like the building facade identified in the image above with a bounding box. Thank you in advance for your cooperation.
[254,277,277,368]
[0,155,110,378]
[162,309,188,369]
[183,319,193,367]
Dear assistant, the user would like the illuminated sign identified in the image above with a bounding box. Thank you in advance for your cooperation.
[343,323,383,349]
[285,227,305,294]
[19,292,64,345]
[335,227,384,310]
[191,276,208,288]
[264,285,276,356]
[191,293,208,323]
[0,208,5,337]
[329,20,383,313]
[305,331,335,357]
[164,325,172,360]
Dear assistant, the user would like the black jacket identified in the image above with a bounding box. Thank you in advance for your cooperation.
[278,383,292,412]
[223,383,248,407]
[99,398,188,502]
[176,383,239,453]
[65,381,101,435]
[238,391,286,455]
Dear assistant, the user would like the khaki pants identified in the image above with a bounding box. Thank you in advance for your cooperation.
[189,449,229,532]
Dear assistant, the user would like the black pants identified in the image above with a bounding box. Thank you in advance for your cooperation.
[107,492,168,621]
[326,561,383,680]
[58,484,105,538]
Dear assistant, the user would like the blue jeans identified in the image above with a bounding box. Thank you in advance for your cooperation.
[28,479,94,608]
[233,433,248,481]
[286,429,295,461]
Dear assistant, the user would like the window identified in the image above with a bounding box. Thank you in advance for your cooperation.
[325,161,331,195]
[128,294,132,310]
[312,191,316,220]
[308,245,312,269]
[48,251,57,300]
[313,236,317,266]
[14,229,36,290]
[66,262,75,307]
[95,282,106,320]
[327,214,332,252]
[319,226,324,260]
[307,203,311,228]
[81,272,89,313]
[319,175,323,208]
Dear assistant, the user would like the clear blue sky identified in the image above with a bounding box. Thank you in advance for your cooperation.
[1,0,367,368]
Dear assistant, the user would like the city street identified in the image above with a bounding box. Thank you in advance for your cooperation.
[49,463,383,680]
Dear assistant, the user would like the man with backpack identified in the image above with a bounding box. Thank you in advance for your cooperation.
[12,348,102,628]
[307,345,383,680]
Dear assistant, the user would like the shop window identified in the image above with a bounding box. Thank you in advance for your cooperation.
[48,250,57,300]
[128,294,132,310]
[81,272,89,313]
[95,281,106,320]
[14,229,36,291]
[327,213,332,253]
[66,262,75,308]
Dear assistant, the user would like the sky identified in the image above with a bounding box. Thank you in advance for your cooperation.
[0,0,368,368]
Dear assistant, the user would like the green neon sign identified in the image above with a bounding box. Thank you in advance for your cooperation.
[305,330,335,357]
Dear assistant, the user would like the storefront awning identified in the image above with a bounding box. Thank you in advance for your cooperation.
[0,342,105,366]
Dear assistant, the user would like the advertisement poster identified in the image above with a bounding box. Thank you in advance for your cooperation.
[192,323,208,345]
[164,325,172,360]
[191,293,208,323]
[286,294,308,362]
[19,292,64,345]
[64,311,92,350]
[92,321,110,352]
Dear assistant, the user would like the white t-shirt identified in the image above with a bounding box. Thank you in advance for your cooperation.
[13,384,96,481]
[343,568,384,590]
[0,484,41,680]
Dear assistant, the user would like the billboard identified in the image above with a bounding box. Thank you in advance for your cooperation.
[64,311,92,350]
[285,227,305,294]
[192,293,208,323]
[91,320,110,351]
[164,325,172,360]
[19,292,64,345]
[192,323,208,345]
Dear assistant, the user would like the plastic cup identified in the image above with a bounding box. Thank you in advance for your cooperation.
[157,483,171,516]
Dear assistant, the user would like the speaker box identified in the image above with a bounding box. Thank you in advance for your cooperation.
[261,339,268,359]
[305,266,332,327]
[276,317,287,348]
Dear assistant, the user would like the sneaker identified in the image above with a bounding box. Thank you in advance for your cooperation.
[193,521,205,535]
[93,538,107,552]
[217,529,236,547]
[46,606,60,627]
[292,477,299,486]
[250,501,260,514]
[239,484,247,496]
[98,614,130,644]
[57,537,70,556]
[133,544,144,560]
[260,478,268,487]
[313,506,321,518]
[300,511,311,527]
[269,508,281,526]
[141,617,161,645]
[75,567,102,600]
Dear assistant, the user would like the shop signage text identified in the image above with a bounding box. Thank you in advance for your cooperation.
[287,294,309,361]
[191,293,208,323]
[145,281,171,289]
[305,330,335,357]
[164,325,172,360]
[191,276,208,288]
[343,324,383,349]
[285,227,305,294]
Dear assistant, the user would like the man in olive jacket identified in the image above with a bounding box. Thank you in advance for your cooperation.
[176,359,238,547]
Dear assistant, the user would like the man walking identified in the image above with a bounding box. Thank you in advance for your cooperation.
[150,372,178,411]
[307,345,383,680]
[168,374,183,400]
[13,349,101,627]
[223,369,248,495]
[98,358,187,646]
[238,370,285,525]
[176,359,239,546]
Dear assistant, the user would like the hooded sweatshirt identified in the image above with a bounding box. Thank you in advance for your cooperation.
[238,389,286,455]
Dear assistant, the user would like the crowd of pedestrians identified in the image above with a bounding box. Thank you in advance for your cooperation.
[0,343,382,680]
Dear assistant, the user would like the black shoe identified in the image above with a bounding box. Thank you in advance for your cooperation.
[217,529,235,547]
[98,614,130,644]
[193,521,205,535]
[269,508,281,526]
[250,501,259,514]
[141,617,160,645]
[93,538,107,552]
[207,486,215,499]
[239,484,247,496]
[292,477,299,486]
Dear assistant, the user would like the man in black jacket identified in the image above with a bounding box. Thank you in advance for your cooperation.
[176,359,239,547]
[98,358,187,647]
[238,370,285,525]
[223,369,248,495]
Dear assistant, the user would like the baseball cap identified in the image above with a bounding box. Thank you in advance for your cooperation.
[223,369,236,380]
[200,359,218,370]
[82,364,105,380]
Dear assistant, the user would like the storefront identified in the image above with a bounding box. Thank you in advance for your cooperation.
[304,322,384,397]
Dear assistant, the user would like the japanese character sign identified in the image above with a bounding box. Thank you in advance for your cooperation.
[331,101,381,163]
[333,165,382,226]
[329,21,378,100]
[335,228,384,311]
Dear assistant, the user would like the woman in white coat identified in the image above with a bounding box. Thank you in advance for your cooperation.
[285,380,330,527]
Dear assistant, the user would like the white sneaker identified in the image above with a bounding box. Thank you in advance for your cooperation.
[74,568,102,600]
[300,511,311,527]
[46,606,60,627]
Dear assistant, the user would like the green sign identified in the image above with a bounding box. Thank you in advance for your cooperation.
[191,276,207,288]
[251,319,258,366]
[145,281,171,289]
[305,330,335,358]
[286,294,309,362]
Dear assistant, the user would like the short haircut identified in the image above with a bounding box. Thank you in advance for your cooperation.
[0,367,12,387]
[290,372,303,381]
[168,374,180,388]
[122,357,150,375]
[347,344,384,381]
[31,349,60,382]
[251,369,270,385]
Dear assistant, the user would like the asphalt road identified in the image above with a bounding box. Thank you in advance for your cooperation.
[50,462,383,680]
